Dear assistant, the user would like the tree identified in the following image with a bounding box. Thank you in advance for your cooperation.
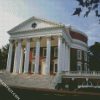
[88,42,100,71]
[73,0,100,23]
[0,44,9,70]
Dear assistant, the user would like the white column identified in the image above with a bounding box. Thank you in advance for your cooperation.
[68,46,70,71]
[13,43,18,73]
[24,39,30,73]
[16,40,22,73]
[34,38,40,74]
[57,36,62,73]
[6,40,13,72]
[19,47,24,73]
[62,42,66,71]
[64,44,67,71]
[45,37,51,75]
[65,45,70,71]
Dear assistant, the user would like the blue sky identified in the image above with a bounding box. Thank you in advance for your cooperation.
[0,0,100,48]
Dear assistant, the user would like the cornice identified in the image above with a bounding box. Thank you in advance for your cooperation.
[8,26,65,35]
[72,39,88,48]
[71,39,88,51]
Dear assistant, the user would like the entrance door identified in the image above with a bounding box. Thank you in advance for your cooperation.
[41,61,46,75]
[31,61,35,73]
[53,59,57,74]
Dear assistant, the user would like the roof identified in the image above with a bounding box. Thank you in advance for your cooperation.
[8,16,88,38]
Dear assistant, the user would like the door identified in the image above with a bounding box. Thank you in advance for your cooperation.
[31,61,35,73]
[41,61,46,75]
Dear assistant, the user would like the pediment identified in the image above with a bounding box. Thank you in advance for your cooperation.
[8,16,61,34]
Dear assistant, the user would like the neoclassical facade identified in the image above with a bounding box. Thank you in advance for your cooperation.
[6,16,88,75]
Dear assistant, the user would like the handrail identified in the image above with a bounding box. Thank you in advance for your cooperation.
[61,71,100,77]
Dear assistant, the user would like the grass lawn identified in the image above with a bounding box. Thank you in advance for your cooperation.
[0,86,100,100]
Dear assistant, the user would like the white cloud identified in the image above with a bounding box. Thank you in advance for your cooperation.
[0,0,99,48]
[0,10,23,48]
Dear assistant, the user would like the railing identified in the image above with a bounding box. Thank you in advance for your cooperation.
[78,85,100,88]
[61,71,100,77]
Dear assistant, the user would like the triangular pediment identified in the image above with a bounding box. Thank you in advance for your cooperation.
[8,16,62,34]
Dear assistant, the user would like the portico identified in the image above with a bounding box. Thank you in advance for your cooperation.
[6,35,70,75]
[6,16,88,76]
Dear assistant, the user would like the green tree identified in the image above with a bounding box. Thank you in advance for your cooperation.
[89,42,100,71]
[73,0,100,23]
[0,44,9,70]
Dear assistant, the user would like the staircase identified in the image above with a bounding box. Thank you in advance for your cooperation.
[0,71,61,89]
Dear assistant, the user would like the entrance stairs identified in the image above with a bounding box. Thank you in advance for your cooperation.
[0,71,61,89]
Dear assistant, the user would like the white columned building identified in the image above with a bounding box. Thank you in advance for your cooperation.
[6,16,88,75]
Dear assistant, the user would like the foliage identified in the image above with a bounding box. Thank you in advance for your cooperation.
[73,0,100,23]
[0,44,9,70]
[88,42,100,71]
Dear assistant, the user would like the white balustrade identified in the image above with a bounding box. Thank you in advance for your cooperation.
[62,71,100,77]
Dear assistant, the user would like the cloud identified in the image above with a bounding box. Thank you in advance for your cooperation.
[0,9,23,48]
[83,23,100,45]
[0,0,99,48]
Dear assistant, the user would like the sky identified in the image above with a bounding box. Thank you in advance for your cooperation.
[0,0,100,48]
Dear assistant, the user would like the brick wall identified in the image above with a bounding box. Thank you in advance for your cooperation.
[70,31,87,43]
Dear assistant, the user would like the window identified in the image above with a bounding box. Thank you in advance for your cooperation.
[77,62,82,71]
[43,48,46,57]
[54,47,58,57]
[84,63,87,71]
[84,52,87,61]
[31,61,35,73]
[54,64,57,73]
[77,50,82,60]
[33,48,36,56]
[31,23,37,28]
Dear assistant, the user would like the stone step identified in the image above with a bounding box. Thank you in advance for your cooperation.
[0,72,61,89]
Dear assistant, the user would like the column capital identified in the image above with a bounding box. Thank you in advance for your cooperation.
[30,38,34,42]
[58,35,62,38]
[65,42,70,48]
[17,39,23,42]
[46,36,51,40]
[26,38,30,42]
[9,39,14,44]
[35,37,40,42]
[14,39,22,45]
